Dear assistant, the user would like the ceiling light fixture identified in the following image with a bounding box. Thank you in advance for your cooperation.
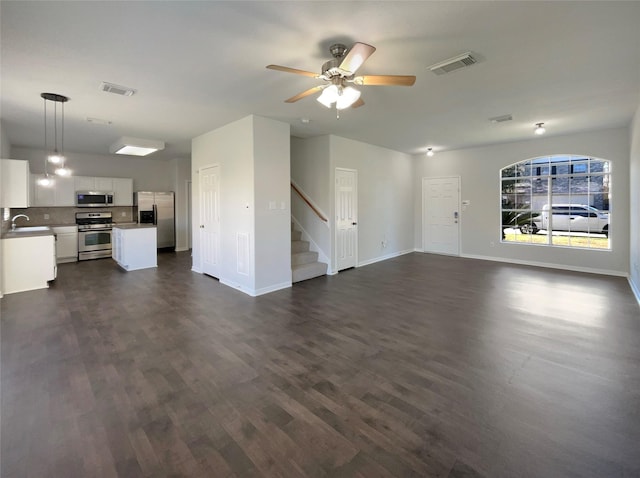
[109,136,165,156]
[317,84,361,110]
[40,92,71,183]
[427,148,435,157]
[534,122,546,135]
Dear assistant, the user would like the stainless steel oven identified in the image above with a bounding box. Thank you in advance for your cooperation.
[76,212,113,260]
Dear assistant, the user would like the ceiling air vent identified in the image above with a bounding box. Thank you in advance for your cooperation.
[100,81,136,96]
[428,52,477,75]
[489,114,513,123]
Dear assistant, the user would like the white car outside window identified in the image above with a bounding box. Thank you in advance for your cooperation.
[538,204,608,237]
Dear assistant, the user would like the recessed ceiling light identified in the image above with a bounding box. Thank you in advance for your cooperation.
[109,136,164,156]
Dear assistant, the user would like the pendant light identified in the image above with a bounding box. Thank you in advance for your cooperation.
[40,92,72,179]
[534,122,546,135]
[427,148,435,157]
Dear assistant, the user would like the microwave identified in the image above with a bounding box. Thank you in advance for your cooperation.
[76,191,114,207]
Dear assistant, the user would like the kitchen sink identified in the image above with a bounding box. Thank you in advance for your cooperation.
[11,226,52,232]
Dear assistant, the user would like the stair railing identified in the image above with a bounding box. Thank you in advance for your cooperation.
[291,182,328,222]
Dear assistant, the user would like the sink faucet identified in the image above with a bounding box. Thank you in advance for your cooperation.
[10,214,29,231]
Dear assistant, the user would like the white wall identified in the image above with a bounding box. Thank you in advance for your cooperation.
[330,135,415,271]
[12,147,177,192]
[0,121,11,158]
[192,115,290,296]
[170,158,192,251]
[291,134,415,273]
[629,104,640,301]
[414,127,631,276]
[253,116,291,293]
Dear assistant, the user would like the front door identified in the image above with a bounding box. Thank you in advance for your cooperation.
[335,168,358,271]
[423,176,460,255]
[200,165,220,278]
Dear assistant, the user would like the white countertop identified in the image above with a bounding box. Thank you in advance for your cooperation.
[112,223,156,230]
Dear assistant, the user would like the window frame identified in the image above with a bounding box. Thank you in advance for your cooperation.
[500,154,611,250]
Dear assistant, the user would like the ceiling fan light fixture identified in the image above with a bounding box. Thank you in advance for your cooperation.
[336,87,361,110]
[317,85,338,108]
[110,136,165,156]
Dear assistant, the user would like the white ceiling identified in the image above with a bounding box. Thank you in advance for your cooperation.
[2,1,639,161]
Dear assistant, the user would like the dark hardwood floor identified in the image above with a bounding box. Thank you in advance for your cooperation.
[2,251,640,477]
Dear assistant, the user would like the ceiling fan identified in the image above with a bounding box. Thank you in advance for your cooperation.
[266,42,416,111]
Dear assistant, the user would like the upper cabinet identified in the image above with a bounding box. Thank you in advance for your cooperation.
[31,174,75,207]
[31,174,133,207]
[1,159,30,208]
[112,178,133,206]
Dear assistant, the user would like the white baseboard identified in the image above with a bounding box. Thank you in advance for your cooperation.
[629,277,640,307]
[358,249,414,268]
[219,278,291,297]
[459,252,628,277]
[175,246,189,252]
[254,281,292,296]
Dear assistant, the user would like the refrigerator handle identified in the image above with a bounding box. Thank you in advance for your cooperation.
[153,204,157,225]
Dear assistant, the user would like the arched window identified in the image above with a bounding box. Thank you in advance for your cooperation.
[501,155,610,250]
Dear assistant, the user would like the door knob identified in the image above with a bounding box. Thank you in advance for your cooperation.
[200,225,204,228]
[352,222,357,225]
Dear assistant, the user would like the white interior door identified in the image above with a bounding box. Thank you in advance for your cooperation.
[423,176,460,255]
[200,165,220,278]
[336,168,358,271]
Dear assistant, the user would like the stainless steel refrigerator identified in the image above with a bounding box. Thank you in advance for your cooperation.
[134,191,175,249]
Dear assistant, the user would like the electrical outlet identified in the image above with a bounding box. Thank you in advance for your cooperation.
[121,211,126,217]
[44,214,50,220]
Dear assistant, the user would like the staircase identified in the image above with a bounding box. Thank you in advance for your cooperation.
[291,223,327,283]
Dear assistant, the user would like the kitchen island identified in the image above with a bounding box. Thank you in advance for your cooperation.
[112,224,157,271]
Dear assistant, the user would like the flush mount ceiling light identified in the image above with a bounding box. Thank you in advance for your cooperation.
[109,136,165,156]
[427,148,435,157]
[534,123,546,135]
[39,92,72,185]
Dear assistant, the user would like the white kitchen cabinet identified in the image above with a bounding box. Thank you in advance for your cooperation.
[2,234,56,294]
[74,176,96,191]
[31,174,55,206]
[112,178,133,206]
[1,159,30,208]
[31,174,76,207]
[94,177,113,191]
[52,225,78,263]
[76,175,114,191]
[55,176,75,206]
[112,225,157,271]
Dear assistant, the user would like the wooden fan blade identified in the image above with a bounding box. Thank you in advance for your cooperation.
[351,98,365,108]
[266,65,319,78]
[339,42,376,75]
[355,75,416,86]
[285,85,326,103]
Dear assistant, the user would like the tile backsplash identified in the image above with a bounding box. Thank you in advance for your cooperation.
[5,206,135,229]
